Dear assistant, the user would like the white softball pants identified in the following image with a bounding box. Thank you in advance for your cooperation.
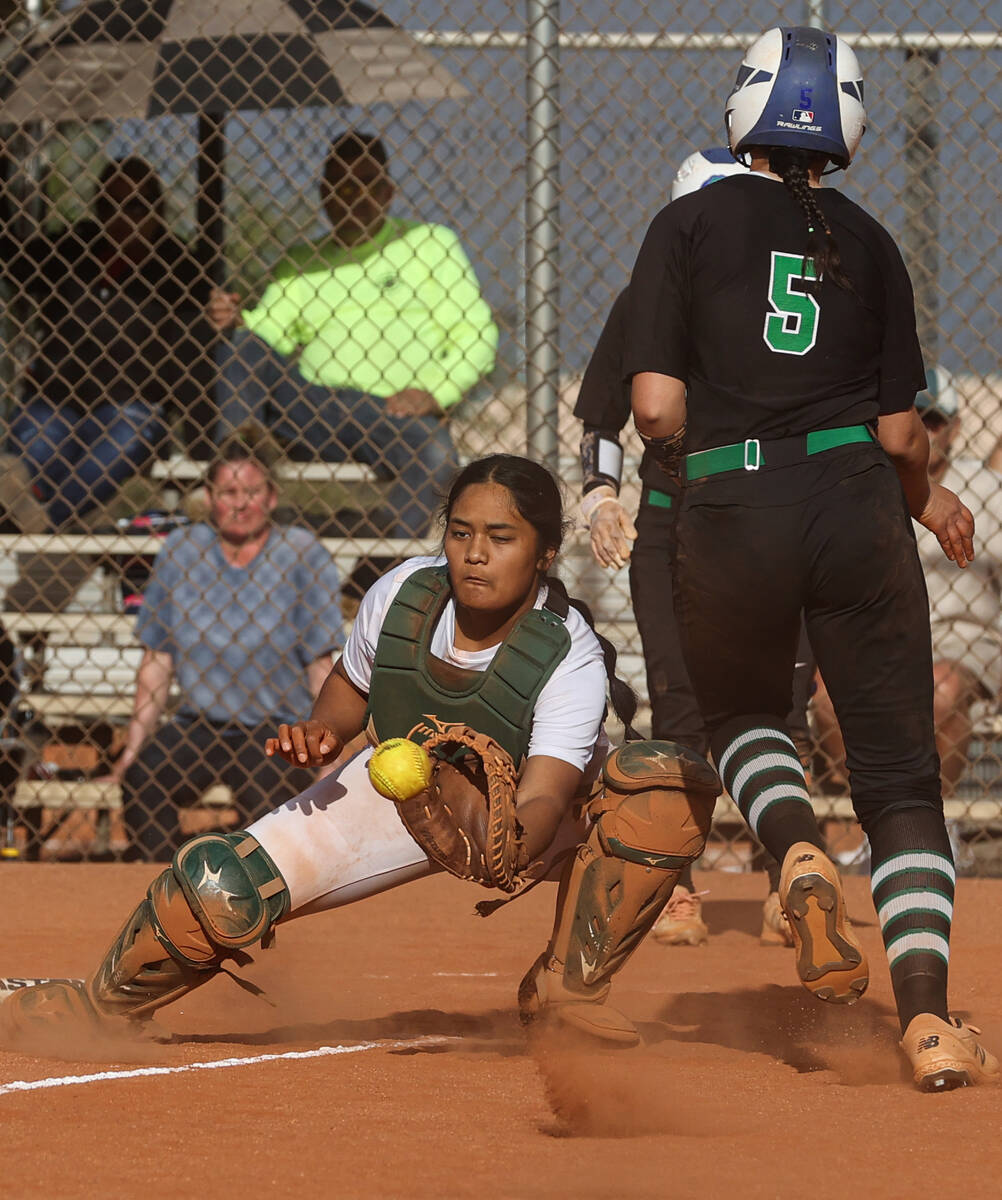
[247,745,588,919]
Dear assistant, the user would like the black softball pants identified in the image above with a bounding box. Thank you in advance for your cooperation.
[673,458,942,830]
[630,493,816,756]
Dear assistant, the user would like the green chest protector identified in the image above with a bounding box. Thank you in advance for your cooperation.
[366,566,572,764]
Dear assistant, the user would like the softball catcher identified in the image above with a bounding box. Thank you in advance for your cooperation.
[0,455,667,1047]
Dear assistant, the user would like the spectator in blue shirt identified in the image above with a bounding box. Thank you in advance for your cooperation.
[104,436,344,860]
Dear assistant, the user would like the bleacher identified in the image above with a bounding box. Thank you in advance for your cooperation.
[0,450,440,857]
[2,454,1002,865]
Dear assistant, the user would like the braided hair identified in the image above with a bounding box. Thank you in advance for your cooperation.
[440,454,640,740]
[766,146,855,295]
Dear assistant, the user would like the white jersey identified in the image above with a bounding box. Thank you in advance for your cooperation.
[342,555,609,773]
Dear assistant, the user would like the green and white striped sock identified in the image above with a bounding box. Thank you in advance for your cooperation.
[714,723,818,860]
[871,849,953,979]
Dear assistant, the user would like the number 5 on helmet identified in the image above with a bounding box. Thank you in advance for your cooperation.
[518,740,720,1045]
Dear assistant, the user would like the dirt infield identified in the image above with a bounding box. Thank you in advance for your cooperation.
[2,865,1000,1200]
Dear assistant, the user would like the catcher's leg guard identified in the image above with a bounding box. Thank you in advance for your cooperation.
[520,741,719,1046]
[1,832,289,1041]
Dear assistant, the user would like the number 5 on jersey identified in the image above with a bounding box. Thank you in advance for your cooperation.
[764,251,820,355]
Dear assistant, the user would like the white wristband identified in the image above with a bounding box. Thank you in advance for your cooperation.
[580,491,622,525]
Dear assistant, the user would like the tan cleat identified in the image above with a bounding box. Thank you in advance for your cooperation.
[760,891,795,947]
[901,1014,999,1092]
[779,842,868,1004]
[542,1000,643,1045]
[517,952,641,1047]
[652,886,709,946]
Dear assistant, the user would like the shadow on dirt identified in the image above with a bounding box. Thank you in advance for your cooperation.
[645,983,903,1086]
[529,985,907,1138]
[170,1006,526,1056]
[702,896,876,936]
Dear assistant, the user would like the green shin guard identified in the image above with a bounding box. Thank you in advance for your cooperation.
[1,833,291,1041]
[94,831,290,1022]
[92,831,290,1021]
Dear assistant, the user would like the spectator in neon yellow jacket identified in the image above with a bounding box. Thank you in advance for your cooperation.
[209,131,498,538]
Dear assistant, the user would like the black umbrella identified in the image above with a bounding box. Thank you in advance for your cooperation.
[0,0,466,279]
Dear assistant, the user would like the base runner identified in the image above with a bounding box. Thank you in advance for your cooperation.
[626,26,997,1090]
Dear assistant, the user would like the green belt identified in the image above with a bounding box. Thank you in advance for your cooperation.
[685,424,874,482]
[643,487,673,509]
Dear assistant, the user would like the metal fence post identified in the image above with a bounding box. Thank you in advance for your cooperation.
[901,47,940,366]
[525,0,561,469]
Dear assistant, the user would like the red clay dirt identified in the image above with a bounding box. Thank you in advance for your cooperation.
[1,864,1000,1199]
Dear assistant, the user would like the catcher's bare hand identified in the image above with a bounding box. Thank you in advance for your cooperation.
[588,493,638,570]
[917,482,975,568]
[265,721,343,767]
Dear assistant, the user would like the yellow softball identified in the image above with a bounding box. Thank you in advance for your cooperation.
[368,738,433,801]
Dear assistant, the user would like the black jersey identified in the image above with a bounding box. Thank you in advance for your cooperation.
[574,289,665,491]
[575,289,630,431]
[623,174,926,456]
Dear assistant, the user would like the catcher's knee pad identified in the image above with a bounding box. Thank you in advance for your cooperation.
[520,741,719,1028]
[592,740,720,866]
[169,831,290,953]
[89,832,289,1022]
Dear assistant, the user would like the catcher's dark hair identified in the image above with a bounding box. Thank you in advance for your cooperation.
[441,454,640,739]
[206,425,279,491]
[95,156,166,228]
[757,145,855,294]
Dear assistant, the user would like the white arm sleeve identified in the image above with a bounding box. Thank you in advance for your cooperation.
[526,607,608,772]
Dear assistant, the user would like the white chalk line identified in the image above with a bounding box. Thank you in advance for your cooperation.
[432,971,501,978]
[0,1035,460,1098]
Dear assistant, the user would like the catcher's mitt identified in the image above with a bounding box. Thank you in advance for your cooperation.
[392,722,525,892]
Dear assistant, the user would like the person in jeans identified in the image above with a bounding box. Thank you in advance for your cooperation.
[209,130,498,539]
[0,155,210,613]
[1,156,208,530]
[103,437,343,860]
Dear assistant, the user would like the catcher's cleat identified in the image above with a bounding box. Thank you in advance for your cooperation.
[760,890,795,948]
[900,1014,999,1092]
[545,1002,641,1045]
[779,842,868,1004]
[0,980,97,1032]
[651,886,709,946]
[0,979,119,1051]
[517,952,640,1047]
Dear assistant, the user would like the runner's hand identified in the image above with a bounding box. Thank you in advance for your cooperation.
[917,483,975,568]
[587,491,638,569]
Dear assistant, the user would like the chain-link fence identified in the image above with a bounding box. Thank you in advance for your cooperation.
[0,0,998,871]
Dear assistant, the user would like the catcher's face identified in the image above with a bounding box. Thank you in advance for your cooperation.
[445,482,556,622]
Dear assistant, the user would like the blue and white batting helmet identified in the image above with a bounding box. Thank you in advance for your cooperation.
[724,26,866,169]
[670,147,749,201]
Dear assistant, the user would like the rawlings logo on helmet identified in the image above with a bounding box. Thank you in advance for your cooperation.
[724,26,866,170]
